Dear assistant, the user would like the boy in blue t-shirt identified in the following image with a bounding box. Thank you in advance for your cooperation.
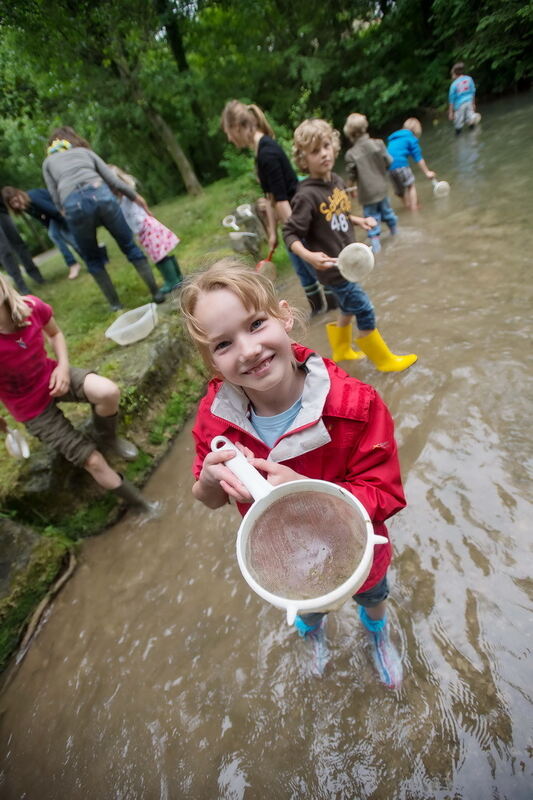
[448,62,477,134]
[387,118,436,211]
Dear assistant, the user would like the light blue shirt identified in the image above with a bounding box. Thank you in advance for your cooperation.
[250,397,303,448]
[448,75,476,110]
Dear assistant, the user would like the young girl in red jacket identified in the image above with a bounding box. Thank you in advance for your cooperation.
[180,260,405,687]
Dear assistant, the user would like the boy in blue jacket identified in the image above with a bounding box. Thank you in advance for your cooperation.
[386,118,436,211]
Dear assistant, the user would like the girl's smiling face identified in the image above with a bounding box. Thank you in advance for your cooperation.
[194,288,297,400]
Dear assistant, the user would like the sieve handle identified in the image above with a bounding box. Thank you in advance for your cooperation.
[210,436,273,500]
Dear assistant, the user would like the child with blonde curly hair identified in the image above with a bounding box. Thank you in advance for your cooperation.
[283,118,416,372]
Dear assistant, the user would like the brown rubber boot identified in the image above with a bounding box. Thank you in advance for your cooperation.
[92,413,138,461]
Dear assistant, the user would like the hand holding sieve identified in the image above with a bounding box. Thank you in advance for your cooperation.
[211,436,387,625]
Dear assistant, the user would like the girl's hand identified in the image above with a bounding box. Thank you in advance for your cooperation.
[248,458,305,487]
[426,170,436,179]
[48,365,71,397]
[198,446,254,504]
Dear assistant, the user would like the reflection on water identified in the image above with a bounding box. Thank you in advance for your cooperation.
[1,94,532,799]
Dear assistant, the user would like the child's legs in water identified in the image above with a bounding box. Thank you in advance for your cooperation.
[330,280,376,333]
[364,198,397,234]
[404,183,418,211]
[363,202,382,238]
[353,574,390,620]
[24,367,121,490]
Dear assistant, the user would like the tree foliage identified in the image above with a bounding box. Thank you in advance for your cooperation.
[0,0,531,201]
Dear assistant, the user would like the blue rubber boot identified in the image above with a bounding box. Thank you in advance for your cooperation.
[294,614,329,677]
[359,606,403,689]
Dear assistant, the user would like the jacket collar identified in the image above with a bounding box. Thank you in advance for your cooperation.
[211,345,332,461]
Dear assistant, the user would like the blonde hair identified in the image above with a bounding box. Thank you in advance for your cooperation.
[108,164,137,189]
[0,274,33,328]
[292,118,341,172]
[220,100,274,140]
[403,117,422,137]
[343,113,369,143]
[180,258,304,372]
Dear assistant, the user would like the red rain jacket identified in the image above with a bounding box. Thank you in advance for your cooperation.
[192,343,406,592]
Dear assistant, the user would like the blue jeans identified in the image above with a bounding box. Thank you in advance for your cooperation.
[329,279,376,330]
[287,247,317,289]
[48,219,80,268]
[363,198,397,238]
[63,183,144,275]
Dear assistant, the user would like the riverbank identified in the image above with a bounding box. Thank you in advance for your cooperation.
[0,171,290,672]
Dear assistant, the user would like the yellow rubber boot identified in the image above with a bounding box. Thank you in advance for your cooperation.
[355,329,417,372]
[326,323,365,362]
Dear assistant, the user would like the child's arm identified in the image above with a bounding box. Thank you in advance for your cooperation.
[283,193,334,271]
[408,137,435,179]
[43,317,71,397]
[349,215,377,231]
[339,389,406,522]
[262,195,279,251]
[192,449,254,508]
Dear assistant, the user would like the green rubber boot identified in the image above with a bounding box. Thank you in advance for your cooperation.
[155,255,183,294]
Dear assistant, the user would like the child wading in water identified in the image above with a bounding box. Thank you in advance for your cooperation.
[386,118,436,211]
[180,261,405,687]
[0,275,153,511]
[284,118,417,371]
[109,166,183,294]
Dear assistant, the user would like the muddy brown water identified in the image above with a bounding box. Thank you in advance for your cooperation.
[1,95,532,799]
[248,493,366,600]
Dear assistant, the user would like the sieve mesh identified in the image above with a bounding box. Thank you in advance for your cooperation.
[246,491,367,600]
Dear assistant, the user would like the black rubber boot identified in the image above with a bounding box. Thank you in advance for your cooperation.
[92,413,138,461]
[155,255,183,294]
[131,258,165,304]
[304,281,326,316]
[111,476,156,512]
[91,269,123,311]
[323,289,338,311]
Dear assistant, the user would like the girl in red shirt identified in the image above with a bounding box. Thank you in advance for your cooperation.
[0,274,152,511]
[180,259,405,687]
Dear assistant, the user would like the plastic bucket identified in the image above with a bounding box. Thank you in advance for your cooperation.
[211,436,387,625]
[105,303,158,346]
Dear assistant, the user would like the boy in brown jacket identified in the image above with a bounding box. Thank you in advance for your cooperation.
[283,118,416,372]
[344,113,398,254]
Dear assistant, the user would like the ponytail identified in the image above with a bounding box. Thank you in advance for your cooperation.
[246,104,274,138]
[221,99,275,139]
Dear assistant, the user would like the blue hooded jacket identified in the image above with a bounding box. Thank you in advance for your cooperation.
[386,129,422,171]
